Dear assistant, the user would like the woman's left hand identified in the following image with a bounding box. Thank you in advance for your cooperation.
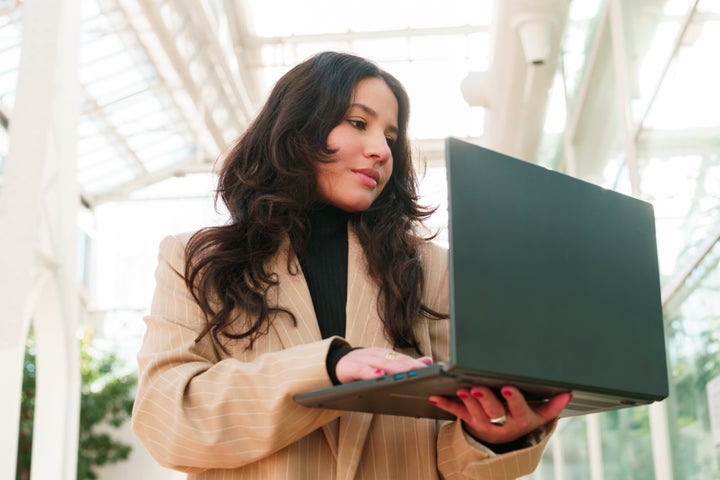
[428,386,572,445]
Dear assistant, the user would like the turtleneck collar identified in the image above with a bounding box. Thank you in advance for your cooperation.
[307,203,351,237]
[300,203,350,340]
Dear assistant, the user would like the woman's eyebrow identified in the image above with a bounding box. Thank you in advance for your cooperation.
[350,103,399,134]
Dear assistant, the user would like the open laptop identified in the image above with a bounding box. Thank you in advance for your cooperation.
[294,137,669,419]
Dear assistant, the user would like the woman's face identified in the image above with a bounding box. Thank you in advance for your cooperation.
[316,77,398,212]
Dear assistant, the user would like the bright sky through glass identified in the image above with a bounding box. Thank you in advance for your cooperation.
[243,0,493,141]
[244,0,493,36]
[2,0,719,313]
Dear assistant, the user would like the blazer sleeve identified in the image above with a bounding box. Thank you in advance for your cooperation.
[420,240,556,479]
[131,234,343,472]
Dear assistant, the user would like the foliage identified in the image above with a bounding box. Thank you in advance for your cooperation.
[16,330,137,480]
[16,335,36,480]
[663,249,720,479]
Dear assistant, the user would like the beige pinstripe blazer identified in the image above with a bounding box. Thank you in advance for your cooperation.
[132,230,555,479]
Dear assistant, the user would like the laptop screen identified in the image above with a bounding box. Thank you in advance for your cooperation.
[446,137,668,399]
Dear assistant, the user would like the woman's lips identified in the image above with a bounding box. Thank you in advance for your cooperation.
[353,168,380,188]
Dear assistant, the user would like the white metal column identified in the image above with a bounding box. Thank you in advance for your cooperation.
[551,425,566,480]
[607,1,673,479]
[608,0,641,197]
[0,0,81,478]
[649,401,673,480]
[586,414,605,480]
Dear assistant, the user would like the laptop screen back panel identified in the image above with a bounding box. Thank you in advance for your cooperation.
[446,138,668,403]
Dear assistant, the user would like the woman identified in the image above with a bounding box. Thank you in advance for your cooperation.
[132,51,571,479]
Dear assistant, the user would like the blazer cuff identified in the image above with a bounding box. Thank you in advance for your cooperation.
[438,418,558,478]
[461,421,549,455]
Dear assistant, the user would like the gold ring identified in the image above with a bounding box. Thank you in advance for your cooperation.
[385,351,399,360]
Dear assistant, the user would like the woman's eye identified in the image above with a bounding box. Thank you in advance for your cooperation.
[386,136,396,148]
[348,119,366,129]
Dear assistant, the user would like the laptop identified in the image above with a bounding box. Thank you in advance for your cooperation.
[294,137,669,419]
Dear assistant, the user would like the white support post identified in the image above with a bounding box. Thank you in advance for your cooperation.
[0,0,81,478]
[649,401,674,480]
[551,427,566,480]
[608,2,675,479]
[586,414,605,480]
[608,0,641,197]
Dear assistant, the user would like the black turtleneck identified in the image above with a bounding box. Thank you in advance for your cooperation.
[299,204,350,339]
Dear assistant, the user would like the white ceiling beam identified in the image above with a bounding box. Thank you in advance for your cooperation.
[134,0,229,152]
[80,85,149,175]
[638,126,720,156]
[243,24,490,50]
[114,0,220,161]
[661,224,720,308]
[564,2,609,147]
[87,156,215,205]
[185,0,255,124]
[633,0,701,141]
[223,0,261,105]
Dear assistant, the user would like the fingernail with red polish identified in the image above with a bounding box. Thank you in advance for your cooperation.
[374,369,383,375]
[458,391,469,399]
[428,399,438,405]
[472,391,483,398]
[502,389,512,398]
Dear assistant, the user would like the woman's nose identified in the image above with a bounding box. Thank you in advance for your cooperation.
[365,133,392,161]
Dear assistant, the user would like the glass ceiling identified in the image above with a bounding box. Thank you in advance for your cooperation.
[241,0,492,141]
[0,0,633,199]
[0,0,495,204]
[0,0,719,278]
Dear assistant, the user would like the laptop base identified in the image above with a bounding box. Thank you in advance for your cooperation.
[293,363,656,420]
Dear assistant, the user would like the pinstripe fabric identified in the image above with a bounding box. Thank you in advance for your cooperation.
[132,231,554,479]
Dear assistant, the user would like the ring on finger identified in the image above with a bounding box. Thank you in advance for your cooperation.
[489,414,507,426]
[385,351,399,360]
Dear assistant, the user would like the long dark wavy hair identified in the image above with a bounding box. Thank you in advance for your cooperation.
[185,51,447,354]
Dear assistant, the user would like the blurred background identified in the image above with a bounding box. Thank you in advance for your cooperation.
[1,0,719,478]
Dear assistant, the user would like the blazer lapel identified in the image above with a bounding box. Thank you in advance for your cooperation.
[344,229,393,350]
[267,231,392,473]
[267,241,340,459]
[337,229,394,479]
[268,241,322,347]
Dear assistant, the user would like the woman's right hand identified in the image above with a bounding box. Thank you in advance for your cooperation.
[335,347,433,384]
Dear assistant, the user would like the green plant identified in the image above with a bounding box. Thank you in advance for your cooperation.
[16,335,36,480]
[16,329,137,480]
